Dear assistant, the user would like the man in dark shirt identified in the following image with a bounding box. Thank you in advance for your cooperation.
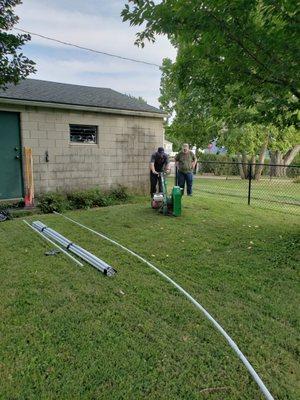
[149,147,170,197]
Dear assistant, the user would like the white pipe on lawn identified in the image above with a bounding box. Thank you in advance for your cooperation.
[53,211,274,400]
[23,220,84,267]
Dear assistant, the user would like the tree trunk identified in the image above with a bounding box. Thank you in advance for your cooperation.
[249,155,256,179]
[270,151,276,177]
[276,151,284,176]
[242,153,248,178]
[270,150,284,177]
[237,153,245,179]
[270,145,300,177]
[255,138,268,181]
[283,144,300,165]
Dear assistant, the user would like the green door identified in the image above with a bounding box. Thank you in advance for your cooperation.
[0,111,23,200]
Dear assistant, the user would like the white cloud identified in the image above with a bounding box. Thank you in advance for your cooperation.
[13,0,176,107]
[15,0,176,64]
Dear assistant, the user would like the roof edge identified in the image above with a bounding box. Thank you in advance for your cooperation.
[0,98,167,118]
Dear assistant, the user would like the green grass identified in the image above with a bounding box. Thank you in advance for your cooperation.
[0,194,299,399]
[191,175,300,215]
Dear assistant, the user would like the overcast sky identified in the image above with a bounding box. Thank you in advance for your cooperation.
[11,0,176,108]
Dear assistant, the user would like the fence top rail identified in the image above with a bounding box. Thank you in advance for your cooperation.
[198,160,300,168]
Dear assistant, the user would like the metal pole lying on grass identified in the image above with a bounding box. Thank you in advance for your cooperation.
[23,220,84,267]
[53,211,274,400]
[32,221,116,277]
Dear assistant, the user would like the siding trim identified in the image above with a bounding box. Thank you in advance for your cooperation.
[0,98,166,119]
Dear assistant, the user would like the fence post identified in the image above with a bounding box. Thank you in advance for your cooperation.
[248,163,252,205]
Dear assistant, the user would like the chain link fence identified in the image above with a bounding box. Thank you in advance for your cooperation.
[192,161,300,214]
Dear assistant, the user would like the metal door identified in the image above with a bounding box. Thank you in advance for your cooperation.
[0,111,23,199]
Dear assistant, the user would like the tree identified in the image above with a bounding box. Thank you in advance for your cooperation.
[122,0,299,168]
[122,1,299,122]
[219,124,300,179]
[0,0,35,89]
[268,125,300,176]
[124,93,148,105]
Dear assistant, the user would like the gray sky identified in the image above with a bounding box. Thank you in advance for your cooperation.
[13,0,176,107]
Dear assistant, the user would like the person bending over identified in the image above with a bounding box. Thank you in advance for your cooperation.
[149,147,170,197]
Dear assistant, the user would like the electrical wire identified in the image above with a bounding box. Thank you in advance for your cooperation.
[14,28,161,68]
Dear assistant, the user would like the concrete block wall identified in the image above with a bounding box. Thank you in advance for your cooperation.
[0,104,164,194]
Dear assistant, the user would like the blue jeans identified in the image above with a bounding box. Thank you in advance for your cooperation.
[178,171,193,195]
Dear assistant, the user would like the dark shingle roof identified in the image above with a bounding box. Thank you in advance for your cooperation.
[0,79,164,115]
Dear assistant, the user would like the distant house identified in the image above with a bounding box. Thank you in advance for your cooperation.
[0,79,166,201]
[204,139,227,155]
[163,138,173,155]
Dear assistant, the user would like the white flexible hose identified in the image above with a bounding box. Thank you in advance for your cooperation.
[53,211,274,400]
[23,220,84,267]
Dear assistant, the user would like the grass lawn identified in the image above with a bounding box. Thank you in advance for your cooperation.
[0,193,299,399]
[190,175,300,215]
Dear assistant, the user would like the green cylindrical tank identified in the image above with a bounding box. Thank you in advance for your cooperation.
[172,186,182,217]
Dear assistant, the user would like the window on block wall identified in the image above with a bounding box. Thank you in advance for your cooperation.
[69,124,98,144]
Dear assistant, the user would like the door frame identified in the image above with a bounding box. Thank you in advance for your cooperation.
[0,110,24,201]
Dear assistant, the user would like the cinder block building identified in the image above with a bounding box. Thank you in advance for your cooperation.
[0,79,165,200]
